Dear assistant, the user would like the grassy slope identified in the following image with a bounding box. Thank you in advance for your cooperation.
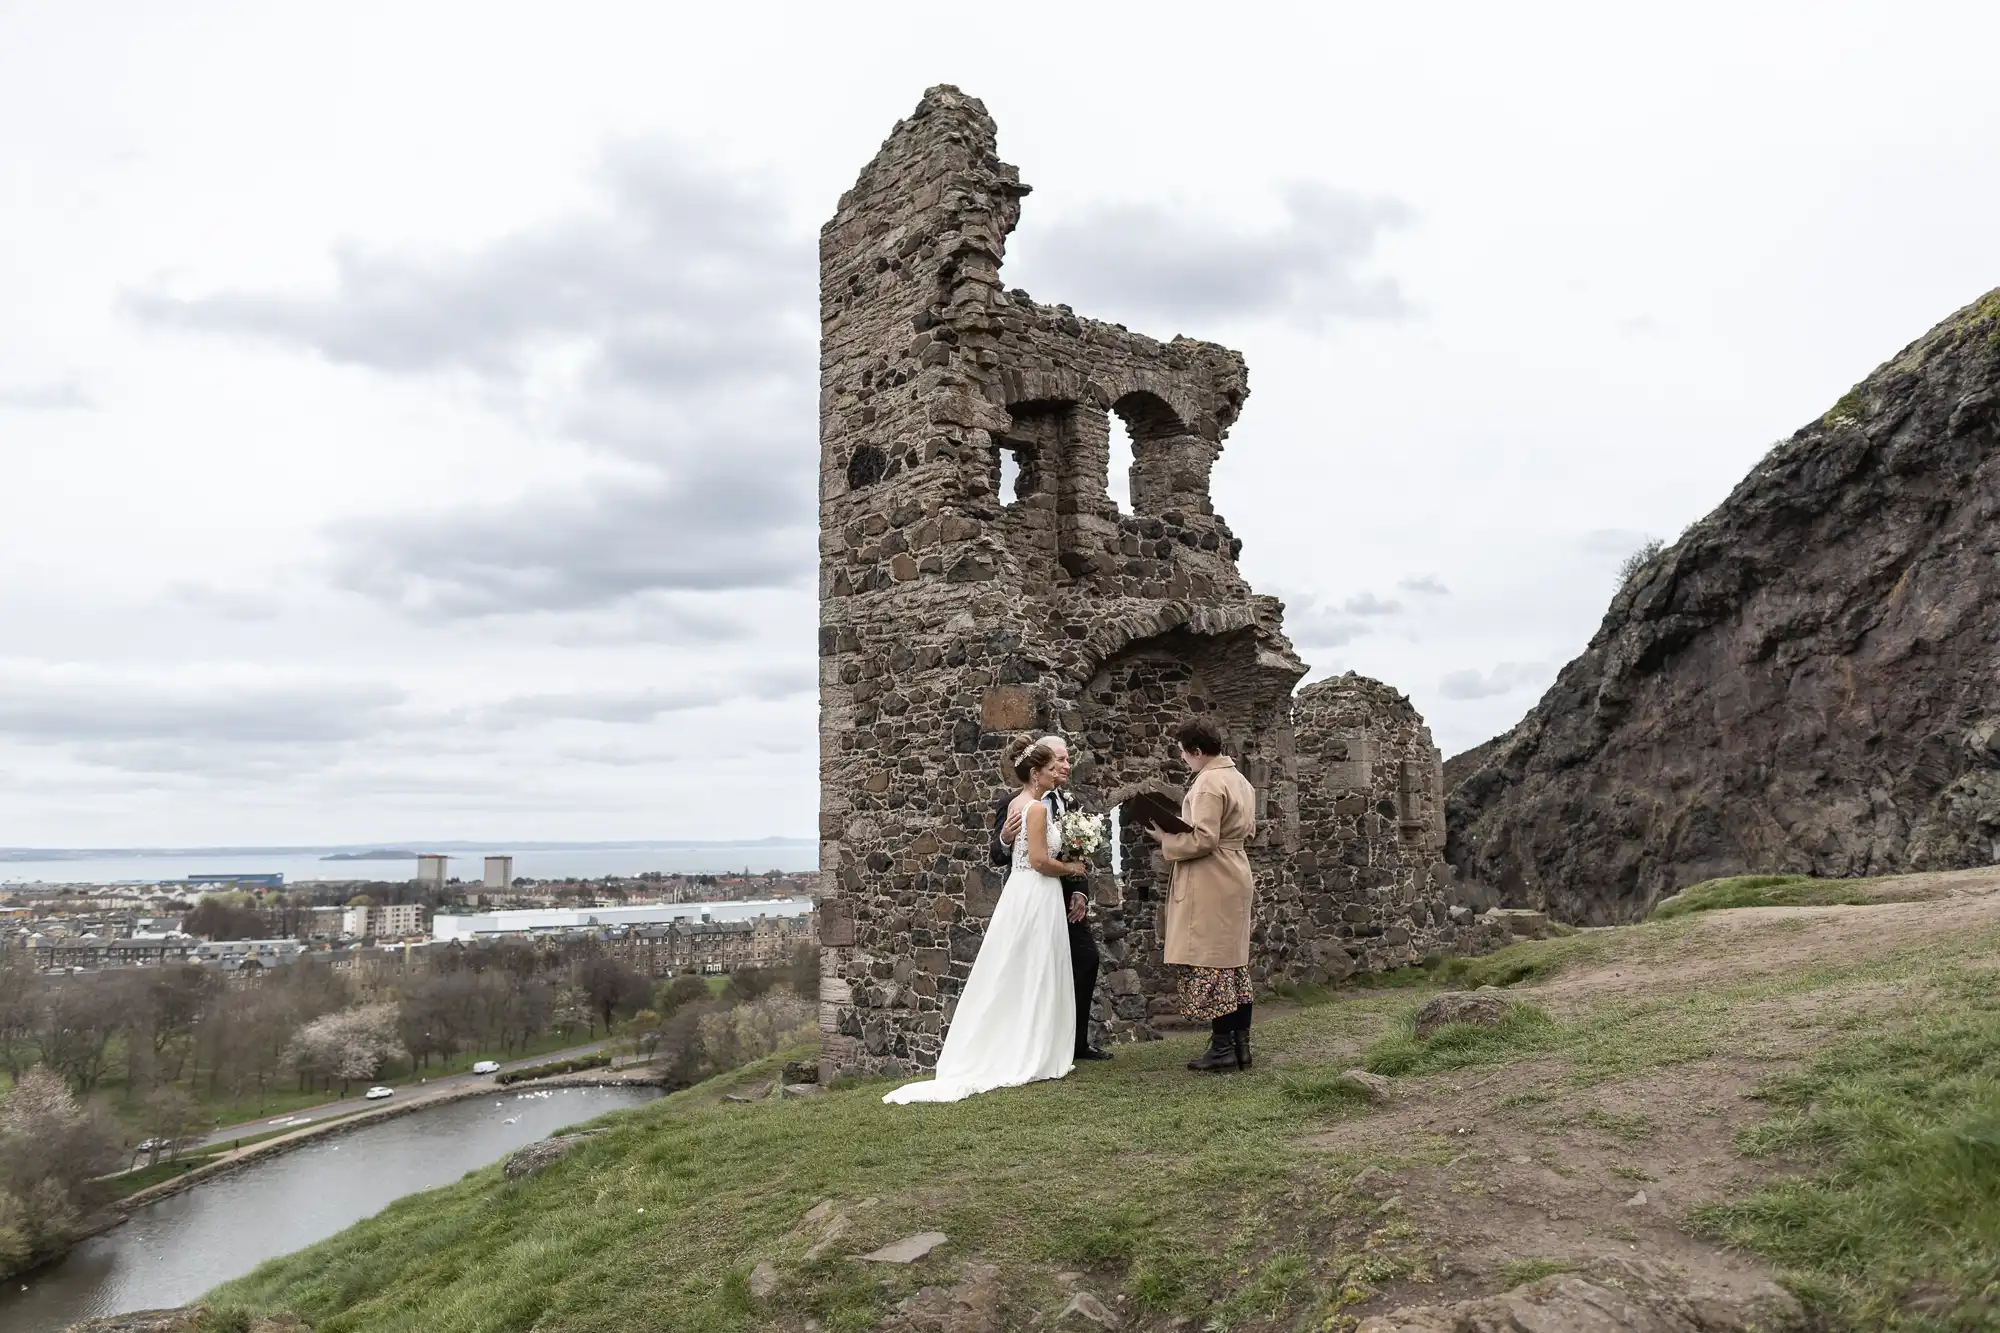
[204,894,2000,1333]
[1648,873,1933,919]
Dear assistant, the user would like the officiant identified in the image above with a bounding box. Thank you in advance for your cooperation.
[991,735,1111,1062]
[1143,717,1258,1073]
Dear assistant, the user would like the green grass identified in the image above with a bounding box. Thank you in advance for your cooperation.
[1350,931,1613,991]
[200,1030,1449,1333]
[1691,967,2000,1331]
[1648,874,1925,920]
[1497,1257,1573,1287]
[100,1150,226,1199]
[190,895,2000,1332]
[1362,1002,1561,1076]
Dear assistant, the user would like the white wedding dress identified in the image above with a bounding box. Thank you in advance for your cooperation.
[883,796,1075,1104]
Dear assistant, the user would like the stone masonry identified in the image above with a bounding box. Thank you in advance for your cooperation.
[818,88,1500,1079]
[1286,674,1512,980]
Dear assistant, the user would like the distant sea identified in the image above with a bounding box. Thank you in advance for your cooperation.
[0,840,818,887]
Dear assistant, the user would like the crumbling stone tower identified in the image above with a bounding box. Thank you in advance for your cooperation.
[1285,674,1500,977]
[816,86,1307,1078]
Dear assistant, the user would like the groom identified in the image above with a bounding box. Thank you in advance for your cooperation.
[991,736,1111,1061]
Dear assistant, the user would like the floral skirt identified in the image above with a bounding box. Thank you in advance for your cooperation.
[1177,965,1253,1022]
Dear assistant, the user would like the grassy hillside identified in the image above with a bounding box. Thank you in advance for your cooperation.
[200,867,2000,1333]
[1647,873,1940,919]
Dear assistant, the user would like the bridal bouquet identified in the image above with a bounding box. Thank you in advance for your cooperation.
[1056,809,1109,863]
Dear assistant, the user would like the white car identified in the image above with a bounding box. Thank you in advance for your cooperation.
[364,1086,394,1100]
[472,1060,501,1075]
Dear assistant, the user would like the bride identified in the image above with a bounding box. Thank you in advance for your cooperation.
[884,735,1085,1104]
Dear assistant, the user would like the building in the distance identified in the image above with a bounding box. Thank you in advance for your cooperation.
[430,899,812,943]
[416,854,449,889]
[342,902,426,939]
[179,872,285,889]
[483,855,514,891]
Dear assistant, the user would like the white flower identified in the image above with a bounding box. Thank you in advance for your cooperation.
[1056,809,1109,861]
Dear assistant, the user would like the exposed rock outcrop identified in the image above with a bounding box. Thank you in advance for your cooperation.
[500,1131,599,1180]
[1448,291,2000,922]
[1358,1258,1802,1332]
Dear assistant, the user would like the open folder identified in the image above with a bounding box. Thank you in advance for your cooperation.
[1125,790,1193,835]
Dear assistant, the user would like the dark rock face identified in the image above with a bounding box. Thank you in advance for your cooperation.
[1448,291,2000,923]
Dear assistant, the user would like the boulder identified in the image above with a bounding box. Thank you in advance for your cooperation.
[1338,1068,1393,1101]
[1058,1291,1123,1328]
[1447,290,2000,922]
[1412,990,1511,1038]
[1484,908,1551,937]
[501,1132,599,1180]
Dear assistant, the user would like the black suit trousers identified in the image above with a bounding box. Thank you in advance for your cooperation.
[1066,916,1100,1054]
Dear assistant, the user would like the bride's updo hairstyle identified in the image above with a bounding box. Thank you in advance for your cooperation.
[1001,734,1059,786]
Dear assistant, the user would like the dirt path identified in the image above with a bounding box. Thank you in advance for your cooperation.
[1289,867,2000,1320]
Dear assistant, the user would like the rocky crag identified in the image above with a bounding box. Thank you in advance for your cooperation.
[1448,291,2000,922]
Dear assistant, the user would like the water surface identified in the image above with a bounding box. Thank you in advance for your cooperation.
[3,1085,661,1333]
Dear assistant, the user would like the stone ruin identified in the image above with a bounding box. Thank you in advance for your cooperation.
[817,87,1510,1078]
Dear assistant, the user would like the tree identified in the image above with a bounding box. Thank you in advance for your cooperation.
[33,978,123,1094]
[282,1003,408,1096]
[696,992,814,1075]
[182,897,268,941]
[0,953,37,1081]
[139,1087,205,1164]
[0,1065,121,1270]
[143,965,215,1085]
[722,945,818,1004]
[654,974,711,1019]
[576,956,651,1035]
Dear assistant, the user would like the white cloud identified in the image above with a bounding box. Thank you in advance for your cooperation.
[1437,661,1550,701]
[1013,184,1410,329]
[0,379,92,410]
[1,0,1996,840]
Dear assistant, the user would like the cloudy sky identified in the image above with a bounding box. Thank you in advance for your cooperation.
[3,2,1995,847]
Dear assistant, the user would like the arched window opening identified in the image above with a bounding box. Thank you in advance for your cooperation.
[1109,391,1188,517]
[1108,416,1136,513]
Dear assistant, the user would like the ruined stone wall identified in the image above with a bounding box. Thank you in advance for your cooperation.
[814,88,1523,1080]
[1287,675,1512,977]
[816,87,1304,1079]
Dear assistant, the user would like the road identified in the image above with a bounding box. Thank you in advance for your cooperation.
[186,1039,615,1154]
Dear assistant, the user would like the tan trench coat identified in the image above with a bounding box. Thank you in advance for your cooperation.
[1159,756,1257,969]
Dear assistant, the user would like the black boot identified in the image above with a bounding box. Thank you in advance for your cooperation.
[1188,1030,1244,1073]
[1233,1028,1252,1070]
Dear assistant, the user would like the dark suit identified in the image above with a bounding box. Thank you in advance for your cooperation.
[990,789,1102,1056]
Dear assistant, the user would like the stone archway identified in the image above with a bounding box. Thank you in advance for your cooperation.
[1066,624,1301,1043]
